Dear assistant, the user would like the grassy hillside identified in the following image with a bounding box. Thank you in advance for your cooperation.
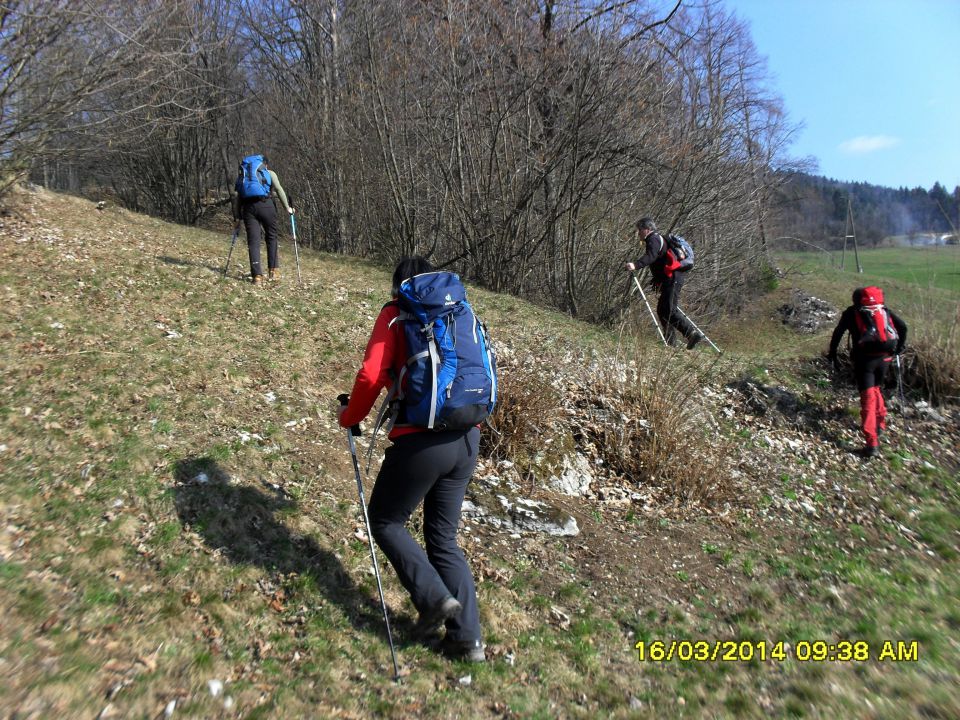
[1,186,958,719]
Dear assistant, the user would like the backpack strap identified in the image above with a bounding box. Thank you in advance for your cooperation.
[365,374,400,474]
[656,233,667,258]
[363,308,426,472]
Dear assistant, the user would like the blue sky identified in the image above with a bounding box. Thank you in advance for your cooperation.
[724,0,960,191]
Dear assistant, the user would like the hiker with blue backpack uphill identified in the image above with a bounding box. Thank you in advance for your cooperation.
[625,217,704,349]
[338,257,497,664]
[232,154,294,285]
[827,286,908,458]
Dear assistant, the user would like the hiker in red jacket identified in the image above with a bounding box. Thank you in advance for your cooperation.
[337,257,486,663]
[827,287,907,458]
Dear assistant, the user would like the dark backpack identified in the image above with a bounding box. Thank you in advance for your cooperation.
[235,155,272,200]
[853,285,898,353]
[388,271,497,430]
[665,234,695,271]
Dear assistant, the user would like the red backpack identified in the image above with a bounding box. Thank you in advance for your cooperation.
[852,286,898,353]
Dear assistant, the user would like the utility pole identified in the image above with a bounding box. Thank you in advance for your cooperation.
[841,197,863,273]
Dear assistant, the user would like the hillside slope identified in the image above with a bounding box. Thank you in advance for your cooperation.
[1,186,958,719]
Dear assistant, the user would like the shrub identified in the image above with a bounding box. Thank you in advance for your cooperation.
[572,345,735,505]
[906,304,960,405]
[480,348,563,465]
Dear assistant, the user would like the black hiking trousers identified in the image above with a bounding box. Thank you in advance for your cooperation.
[241,197,279,278]
[367,427,482,644]
[656,270,695,344]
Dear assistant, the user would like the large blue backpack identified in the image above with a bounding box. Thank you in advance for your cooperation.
[388,272,497,431]
[235,154,272,200]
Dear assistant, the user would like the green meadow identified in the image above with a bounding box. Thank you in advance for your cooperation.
[777,244,960,295]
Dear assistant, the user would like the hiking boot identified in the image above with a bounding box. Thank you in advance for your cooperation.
[252,275,264,286]
[269,268,280,282]
[686,331,704,350]
[413,596,461,639]
[862,445,879,459]
[439,636,486,663]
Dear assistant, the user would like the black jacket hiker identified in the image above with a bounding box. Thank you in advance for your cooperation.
[632,229,696,346]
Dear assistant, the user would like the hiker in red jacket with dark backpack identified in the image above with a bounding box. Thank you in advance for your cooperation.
[827,286,908,458]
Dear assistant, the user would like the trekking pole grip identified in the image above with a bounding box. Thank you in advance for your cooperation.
[337,394,361,436]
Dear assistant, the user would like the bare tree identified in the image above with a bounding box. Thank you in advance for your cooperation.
[25,0,803,324]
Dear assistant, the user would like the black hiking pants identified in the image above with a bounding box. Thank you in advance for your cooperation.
[241,198,279,278]
[656,270,695,345]
[367,427,482,644]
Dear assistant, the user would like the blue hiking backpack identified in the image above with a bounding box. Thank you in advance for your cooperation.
[386,271,497,431]
[235,154,272,200]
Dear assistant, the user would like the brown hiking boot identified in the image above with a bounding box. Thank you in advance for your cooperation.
[269,268,280,282]
[252,275,263,286]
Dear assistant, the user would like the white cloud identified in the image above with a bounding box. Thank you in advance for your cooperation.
[838,135,901,154]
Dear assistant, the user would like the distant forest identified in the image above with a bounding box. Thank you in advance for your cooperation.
[770,173,960,250]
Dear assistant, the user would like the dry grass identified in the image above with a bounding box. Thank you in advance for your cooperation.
[574,342,737,505]
[479,349,563,465]
[907,303,960,405]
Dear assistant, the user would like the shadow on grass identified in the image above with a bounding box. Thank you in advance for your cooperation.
[157,255,228,276]
[172,456,414,645]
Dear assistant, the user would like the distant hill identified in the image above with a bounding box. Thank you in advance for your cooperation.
[769,172,959,250]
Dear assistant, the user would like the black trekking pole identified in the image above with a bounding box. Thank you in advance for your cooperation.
[337,394,400,682]
[675,306,722,354]
[221,225,240,279]
[630,271,668,346]
[288,194,302,286]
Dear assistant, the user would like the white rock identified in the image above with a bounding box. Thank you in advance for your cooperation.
[207,679,223,697]
[548,453,595,497]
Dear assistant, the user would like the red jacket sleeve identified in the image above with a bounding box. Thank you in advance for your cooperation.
[339,304,400,428]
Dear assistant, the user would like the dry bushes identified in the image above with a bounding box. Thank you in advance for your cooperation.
[572,348,735,505]
[480,338,737,507]
[907,305,960,405]
[480,349,564,465]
